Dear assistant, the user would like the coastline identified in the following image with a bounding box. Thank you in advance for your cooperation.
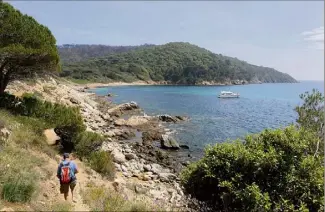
[84,81,156,88]
[81,80,298,89]
[6,77,191,210]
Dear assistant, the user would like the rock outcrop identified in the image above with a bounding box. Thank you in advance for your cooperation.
[43,129,61,145]
[160,134,180,150]
[157,114,188,123]
[107,101,140,117]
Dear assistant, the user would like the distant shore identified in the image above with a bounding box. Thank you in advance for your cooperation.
[83,81,155,88]
[78,80,299,89]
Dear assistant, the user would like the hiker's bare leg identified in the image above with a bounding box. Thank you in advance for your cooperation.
[60,184,69,201]
[64,192,68,201]
[71,182,77,202]
[71,189,74,202]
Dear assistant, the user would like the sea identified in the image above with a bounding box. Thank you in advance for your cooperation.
[91,81,324,159]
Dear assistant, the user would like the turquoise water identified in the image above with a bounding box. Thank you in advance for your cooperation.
[92,81,324,156]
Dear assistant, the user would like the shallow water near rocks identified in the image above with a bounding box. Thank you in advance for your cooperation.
[91,81,324,159]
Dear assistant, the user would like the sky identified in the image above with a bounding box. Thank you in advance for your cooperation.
[8,1,324,81]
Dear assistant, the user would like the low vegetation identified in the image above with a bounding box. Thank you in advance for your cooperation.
[0,110,57,158]
[60,42,297,84]
[73,131,115,178]
[74,131,104,159]
[0,148,39,203]
[88,151,115,180]
[50,202,73,211]
[0,92,85,133]
[82,185,165,212]
[181,89,324,211]
[0,91,114,176]
[0,113,44,204]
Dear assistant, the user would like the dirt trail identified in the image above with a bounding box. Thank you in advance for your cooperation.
[70,159,90,211]
[36,153,93,211]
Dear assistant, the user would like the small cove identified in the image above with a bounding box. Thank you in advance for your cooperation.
[91,81,324,159]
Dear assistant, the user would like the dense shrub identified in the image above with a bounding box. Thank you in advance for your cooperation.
[180,126,323,211]
[74,131,104,159]
[0,92,85,133]
[88,151,115,180]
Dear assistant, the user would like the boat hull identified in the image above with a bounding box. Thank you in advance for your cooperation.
[218,95,240,98]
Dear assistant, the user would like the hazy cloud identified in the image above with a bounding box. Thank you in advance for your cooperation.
[301,26,324,50]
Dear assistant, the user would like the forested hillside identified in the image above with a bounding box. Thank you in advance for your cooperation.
[57,44,155,63]
[59,42,297,84]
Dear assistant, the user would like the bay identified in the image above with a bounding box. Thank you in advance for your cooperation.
[91,81,324,158]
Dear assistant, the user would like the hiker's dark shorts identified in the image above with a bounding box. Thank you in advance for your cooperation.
[60,180,77,194]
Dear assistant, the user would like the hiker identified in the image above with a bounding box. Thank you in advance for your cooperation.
[57,153,78,202]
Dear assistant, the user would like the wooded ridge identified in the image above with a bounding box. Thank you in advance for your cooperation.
[58,42,297,85]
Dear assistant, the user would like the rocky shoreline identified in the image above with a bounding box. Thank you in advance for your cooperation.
[76,86,196,210]
[7,77,194,210]
[81,78,297,89]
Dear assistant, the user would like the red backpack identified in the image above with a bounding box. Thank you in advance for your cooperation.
[60,162,72,184]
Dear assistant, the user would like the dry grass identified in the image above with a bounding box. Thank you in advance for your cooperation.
[0,110,54,205]
[0,110,57,158]
[50,201,73,211]
[82,185,167,212]
[0,145,41,203]
[42,85,56,95]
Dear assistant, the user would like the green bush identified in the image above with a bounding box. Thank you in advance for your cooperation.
[180,126,323,211]
[74,131,104,159]
[88,151,115,180]
[0,92,85,133]
[1,177,36,203]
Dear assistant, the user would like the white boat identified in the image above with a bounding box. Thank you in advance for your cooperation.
[218,91,240,98]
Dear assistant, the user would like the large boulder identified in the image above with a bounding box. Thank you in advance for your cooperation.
[125,153,137,160]
[43,129,61,145]
[107,102,140,117]
[142,130,162,145]
[118,102,139,111]
[151,163,164,174]
[70,97,81,105]
[157,114,178,123]
[160,135,180,150]
[114,119,127,126]
[100,113,111,121]
[111,150,126,164]
[157,114,188,123]
[114,116,153,127]
[125,116,152,127]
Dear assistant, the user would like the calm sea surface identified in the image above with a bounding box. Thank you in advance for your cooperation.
[91,81,324,157]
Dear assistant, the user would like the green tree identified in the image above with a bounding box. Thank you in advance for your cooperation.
[0,2,60,94]
[295,89,324,139]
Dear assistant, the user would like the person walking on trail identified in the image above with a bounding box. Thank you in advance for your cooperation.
[57,153,78,202]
